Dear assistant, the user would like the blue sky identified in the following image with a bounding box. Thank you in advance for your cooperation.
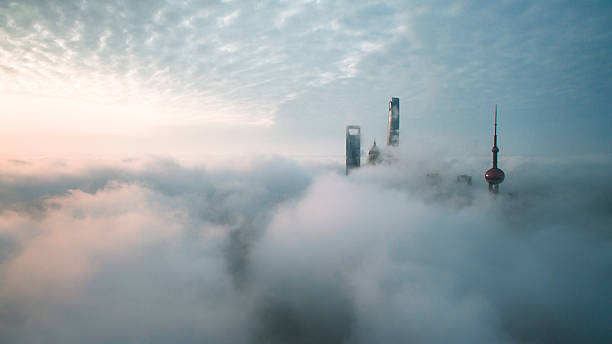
[1,0,611,157]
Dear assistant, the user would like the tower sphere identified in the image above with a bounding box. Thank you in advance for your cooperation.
[485,167,505,184]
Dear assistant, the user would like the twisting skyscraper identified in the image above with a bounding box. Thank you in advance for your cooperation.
[387,97,399,146]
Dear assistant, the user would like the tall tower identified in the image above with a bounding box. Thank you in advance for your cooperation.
[485,105,505,193]
[387,97,399,146]
[346,125,361,175]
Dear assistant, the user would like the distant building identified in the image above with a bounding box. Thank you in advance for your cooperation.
[367,140,381,165]
[387,97,399,146]
[426,172,442,186]
[456,174,473,185]
[346,125,361,175]
[345,98,398,174]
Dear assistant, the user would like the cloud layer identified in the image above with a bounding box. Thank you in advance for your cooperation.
[1,0,611,156]
[0,152,610,343]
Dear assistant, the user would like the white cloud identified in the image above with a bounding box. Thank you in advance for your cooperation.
[0,0,610,155]
[0,151,611,342]
[217,9,240,27]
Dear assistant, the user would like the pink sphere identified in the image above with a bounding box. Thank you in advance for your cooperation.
[485,168,505,184]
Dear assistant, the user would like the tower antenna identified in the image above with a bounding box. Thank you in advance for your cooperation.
[494,104,497,138]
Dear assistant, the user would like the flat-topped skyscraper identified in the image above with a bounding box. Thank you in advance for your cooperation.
[387,97,399,146]
[346,125,361,175]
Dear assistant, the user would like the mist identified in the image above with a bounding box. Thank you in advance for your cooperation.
[0,151,610,343]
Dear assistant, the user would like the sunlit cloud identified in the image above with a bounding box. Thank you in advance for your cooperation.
[1,0,411,132]
[0,1,611,342]
[0,0,611,156]
[0,152,610,342]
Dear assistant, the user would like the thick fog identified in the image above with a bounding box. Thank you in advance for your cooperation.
[0,151,610,343]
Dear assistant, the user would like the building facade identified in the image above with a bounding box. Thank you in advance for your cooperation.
[346,125,361,175]
[387,97,399,146]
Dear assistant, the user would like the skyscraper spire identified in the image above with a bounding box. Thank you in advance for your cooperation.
[485,104,505,193]
[494,104,497,136]
[492,104,498,168]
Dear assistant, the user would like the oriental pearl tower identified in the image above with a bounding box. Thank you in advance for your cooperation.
[485,105,505,193]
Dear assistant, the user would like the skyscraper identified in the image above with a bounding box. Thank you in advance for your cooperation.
[346,125,361,175]
[387,97,399,146]
[485,105,505,193]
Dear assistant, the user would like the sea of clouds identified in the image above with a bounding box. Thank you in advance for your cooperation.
[0,149,610,343]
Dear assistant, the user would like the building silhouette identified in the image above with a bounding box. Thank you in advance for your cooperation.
[485,105,505,193]
[456,174,473,185]
[346,125,361,175]
[367,140,381,165]
[387,97,399,146]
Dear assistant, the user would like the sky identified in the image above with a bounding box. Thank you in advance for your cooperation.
[1,0,611,158]
[1,2,612,343]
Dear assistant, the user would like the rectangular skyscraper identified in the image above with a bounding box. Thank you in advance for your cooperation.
[387,97,399,146]
[346,125,361,175]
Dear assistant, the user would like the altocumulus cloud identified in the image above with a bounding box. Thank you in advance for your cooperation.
[0,153,611,343]
[3,0,610,138]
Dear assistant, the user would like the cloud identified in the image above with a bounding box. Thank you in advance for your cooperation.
[0,0,412,127]
[251,157,612,342]
[0,156,313,343]
[1,1,611,156]
[0,152,611,343]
